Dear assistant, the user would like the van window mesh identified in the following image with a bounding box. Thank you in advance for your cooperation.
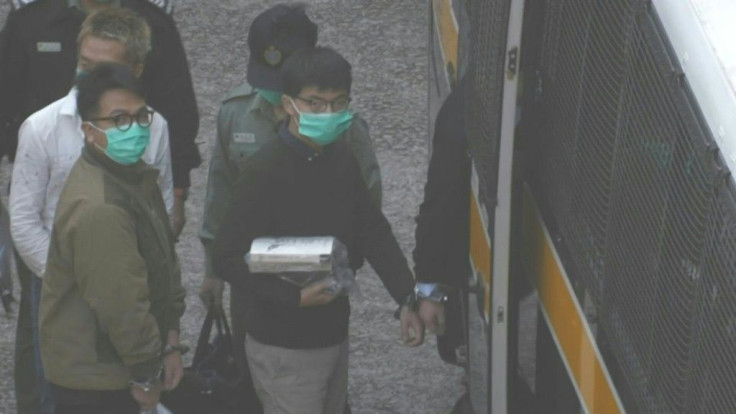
[524,0,736,412]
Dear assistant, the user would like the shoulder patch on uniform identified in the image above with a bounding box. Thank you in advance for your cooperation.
[37,42,61,53]
[233,133,256,144]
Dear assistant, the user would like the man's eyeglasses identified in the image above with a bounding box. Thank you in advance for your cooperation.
[295,96,351,114]
[88,108,154,132]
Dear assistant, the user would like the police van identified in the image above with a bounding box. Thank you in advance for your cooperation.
[430,0,736,412]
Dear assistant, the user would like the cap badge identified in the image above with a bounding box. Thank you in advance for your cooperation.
[264,46,283,66]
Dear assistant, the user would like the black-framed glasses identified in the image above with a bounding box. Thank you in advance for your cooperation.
[295,96,351,114]
[89,108,154,132]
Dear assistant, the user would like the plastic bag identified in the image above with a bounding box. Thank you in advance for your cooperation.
[245,236,359,298]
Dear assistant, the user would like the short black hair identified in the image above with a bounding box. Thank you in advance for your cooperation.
[77,63,145,121]
[281,46,352,97]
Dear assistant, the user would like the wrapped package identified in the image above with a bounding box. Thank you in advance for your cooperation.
[245,236,359,297]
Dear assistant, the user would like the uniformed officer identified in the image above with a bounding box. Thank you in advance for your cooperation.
[198,6,381,412]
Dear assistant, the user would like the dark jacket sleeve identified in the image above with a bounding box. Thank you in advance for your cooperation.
[412,82,471,287]
[140,6,200,188]
[0,16,7,160]
[353,159,415,304]
[212,166,302,308]
[0,11,24,161]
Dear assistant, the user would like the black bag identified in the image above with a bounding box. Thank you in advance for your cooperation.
[162,307,262,414]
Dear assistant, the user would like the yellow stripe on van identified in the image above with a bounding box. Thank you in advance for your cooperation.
[469,190,492,320]
[433,0,459,80]
[522,186,625,414]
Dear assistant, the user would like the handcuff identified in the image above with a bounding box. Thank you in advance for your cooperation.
[414,283,449,304]
[128,366,163,393]
[162,343,189,358]
[128,344,189,392]
[394,283,449,318]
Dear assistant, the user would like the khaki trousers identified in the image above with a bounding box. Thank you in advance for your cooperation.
[245,335,348,414]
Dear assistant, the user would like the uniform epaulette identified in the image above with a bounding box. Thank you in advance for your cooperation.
[221,83,256,103]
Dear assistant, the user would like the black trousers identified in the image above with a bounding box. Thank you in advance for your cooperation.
[52,385,139,414]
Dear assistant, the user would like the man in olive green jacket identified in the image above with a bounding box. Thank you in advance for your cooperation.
[40,63,186,414]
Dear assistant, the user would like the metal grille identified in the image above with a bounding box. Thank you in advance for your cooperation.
[530,0,736,412]
[465,0,511,226]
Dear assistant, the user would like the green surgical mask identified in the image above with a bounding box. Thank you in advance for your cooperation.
[255,88,283,105]
[289,98,353,146]
[88,123,151,165]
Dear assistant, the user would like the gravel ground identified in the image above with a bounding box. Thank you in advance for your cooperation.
[0,1,465,413]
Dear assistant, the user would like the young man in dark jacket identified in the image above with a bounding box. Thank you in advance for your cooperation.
[213,47,424,414]
[40,63,186,414]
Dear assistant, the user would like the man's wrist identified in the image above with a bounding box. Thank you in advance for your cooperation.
[173,187,189,201]
[394,290,418,319]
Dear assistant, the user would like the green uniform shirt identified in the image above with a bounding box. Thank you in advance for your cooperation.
[200,82,382,275]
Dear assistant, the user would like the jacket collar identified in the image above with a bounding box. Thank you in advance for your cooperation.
[59,88,79,117]
[82,143,157,184]
[249,93,279,122]
[67,0,121,11]
[59,88,86,141]
[51,1,120,24]
[48,0,84,23]
[278,123,324,161]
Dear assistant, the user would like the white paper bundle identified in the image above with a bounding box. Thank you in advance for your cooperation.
[246,236,335,273]
[244,236,359,296]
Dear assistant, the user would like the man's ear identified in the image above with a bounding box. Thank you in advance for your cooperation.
[281,95,297,118]
[81,122,102,146]
[81,122,94,144]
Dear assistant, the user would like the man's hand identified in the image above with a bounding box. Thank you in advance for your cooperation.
[131,381,162,411]
[418,300,446,336]
[171,189,187,240]
[199,275,224,313]
[299,279,338,307]
[163,329,184,391]
[400,305,425,347]
[163,350,184,390]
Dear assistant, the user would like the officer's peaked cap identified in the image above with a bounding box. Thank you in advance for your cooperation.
[247,3,318,91]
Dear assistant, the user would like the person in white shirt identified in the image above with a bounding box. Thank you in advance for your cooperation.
[9,8,173,413]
